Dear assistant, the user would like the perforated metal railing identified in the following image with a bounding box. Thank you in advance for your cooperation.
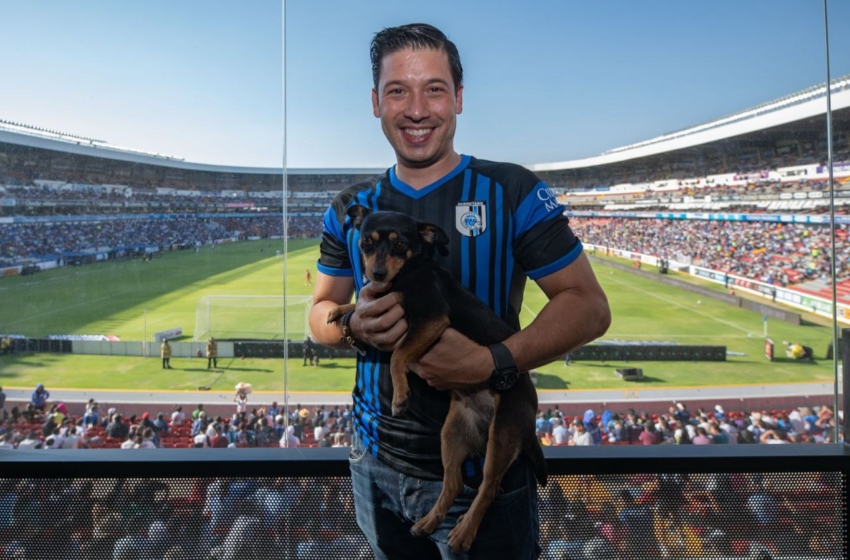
[0,446,847,559]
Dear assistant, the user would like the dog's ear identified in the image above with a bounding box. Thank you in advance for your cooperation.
[346,205,370,229]
[418,223,449,256]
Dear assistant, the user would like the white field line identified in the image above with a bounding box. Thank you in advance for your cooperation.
[522,303,539,319]
[606,274,757,336]
[4,290,133,327]
[143,313,176,327]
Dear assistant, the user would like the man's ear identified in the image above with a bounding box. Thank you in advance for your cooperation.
[418,223,449,256]
[346,205,370,229]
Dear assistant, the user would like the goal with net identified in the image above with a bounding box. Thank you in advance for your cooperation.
[194,295,312,340]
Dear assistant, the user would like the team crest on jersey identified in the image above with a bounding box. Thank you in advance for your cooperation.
[455,201,487,237]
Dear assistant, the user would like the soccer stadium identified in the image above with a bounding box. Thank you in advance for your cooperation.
[2,72,849,558]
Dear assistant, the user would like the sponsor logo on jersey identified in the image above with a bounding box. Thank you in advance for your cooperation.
[455,201,487,237]
[536,186,562,212]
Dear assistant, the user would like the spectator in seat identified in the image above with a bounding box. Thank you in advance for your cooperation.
[551,418,569,445]
[153,413,170,434]
[210,425,228,448]
[568,419,593,446]
[192,411,207,437]
[639,423,659,445]
[692,426,713,445]
[17,429,42,450]
[171,405,186,426]
[106,414,130,440]
[82,405,100,430]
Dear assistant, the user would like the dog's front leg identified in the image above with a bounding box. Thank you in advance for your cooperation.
[326,303,356,326]
[389,315,449,416]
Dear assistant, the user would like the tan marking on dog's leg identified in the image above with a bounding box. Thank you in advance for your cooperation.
[411,400,469,537]
[448,394,522,554]
[389,315,448,417]
[326,303,356,325]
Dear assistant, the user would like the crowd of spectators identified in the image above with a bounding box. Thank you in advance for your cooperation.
[0,215,324,266]
[1,393,844,558]
[0,395,354,452]
[573,217,850,286]
[535,402,840,448]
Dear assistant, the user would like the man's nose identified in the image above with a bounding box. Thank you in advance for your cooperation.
[405,91,428,120]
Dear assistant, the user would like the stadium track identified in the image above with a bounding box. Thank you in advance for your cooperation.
[1,380,838,420]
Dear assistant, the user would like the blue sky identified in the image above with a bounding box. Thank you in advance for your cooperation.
[1,1,848,170]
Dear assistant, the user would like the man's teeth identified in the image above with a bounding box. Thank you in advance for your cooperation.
[405,129,432,137]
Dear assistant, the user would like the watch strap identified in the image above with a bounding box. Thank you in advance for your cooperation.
[488,342,516,372]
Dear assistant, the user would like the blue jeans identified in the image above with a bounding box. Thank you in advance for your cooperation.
[349,431,540,560]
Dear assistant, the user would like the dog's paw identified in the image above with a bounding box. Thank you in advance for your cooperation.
[447,516,475,554]
[411,512,442,537]
[326,306,346,325]
[391,397,409,417]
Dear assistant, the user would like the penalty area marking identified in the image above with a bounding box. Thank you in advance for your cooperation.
[605,274,755,335]
[3,290,134,327]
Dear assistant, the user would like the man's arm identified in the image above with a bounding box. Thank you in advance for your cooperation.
[308,272,356,349]
[410,253,611,389]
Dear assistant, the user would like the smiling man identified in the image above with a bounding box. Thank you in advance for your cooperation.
[309,23,610,559]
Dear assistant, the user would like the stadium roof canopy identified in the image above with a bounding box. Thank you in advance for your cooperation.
[528,74,850,173]
[0,121,383,177]
[2,74,848,180]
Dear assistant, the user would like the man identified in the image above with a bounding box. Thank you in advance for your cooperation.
[206,337,218,369]
[568,420,594,446]
[160,339,173,369]
[308,24,610,559]
[303,334,316,366]
[31,383,50,411]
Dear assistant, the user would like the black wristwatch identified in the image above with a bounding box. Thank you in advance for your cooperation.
[488,343,520,392]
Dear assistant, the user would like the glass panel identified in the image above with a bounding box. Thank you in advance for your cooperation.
[288,1,843,461]
[0,3,284,449]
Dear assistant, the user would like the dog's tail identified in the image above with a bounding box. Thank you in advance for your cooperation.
[525,439,548,487]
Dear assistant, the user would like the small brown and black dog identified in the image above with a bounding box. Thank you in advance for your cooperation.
[328,205,546,554]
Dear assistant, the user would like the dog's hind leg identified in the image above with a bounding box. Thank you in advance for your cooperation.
[411,397,470,538]
[447,394,521,554]
[389,315,449,416]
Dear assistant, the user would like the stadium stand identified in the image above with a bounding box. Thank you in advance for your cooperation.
[573,218,850,288]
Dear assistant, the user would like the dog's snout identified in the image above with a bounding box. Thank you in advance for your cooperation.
[372,268,387,282]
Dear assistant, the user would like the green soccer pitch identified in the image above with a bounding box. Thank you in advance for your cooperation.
[0,239,836,392]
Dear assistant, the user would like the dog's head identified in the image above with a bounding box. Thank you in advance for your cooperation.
[347,205,448,283]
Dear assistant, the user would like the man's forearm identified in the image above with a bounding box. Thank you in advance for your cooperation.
[308,300,350,349]
[503,286,610,373]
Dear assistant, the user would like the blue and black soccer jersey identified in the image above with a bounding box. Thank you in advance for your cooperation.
[318,155,582,480]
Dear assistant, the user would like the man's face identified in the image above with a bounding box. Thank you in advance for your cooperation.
[372,47,463,172]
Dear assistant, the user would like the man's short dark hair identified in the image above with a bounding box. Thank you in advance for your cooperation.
[370,23,463,92]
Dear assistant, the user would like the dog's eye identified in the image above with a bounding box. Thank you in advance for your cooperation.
[394,242,408,252]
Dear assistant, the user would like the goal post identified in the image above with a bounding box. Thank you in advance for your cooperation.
[194,295,312,340]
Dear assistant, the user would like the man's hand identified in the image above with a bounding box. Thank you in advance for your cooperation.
[408,328,493,391]
[350,282,408,352]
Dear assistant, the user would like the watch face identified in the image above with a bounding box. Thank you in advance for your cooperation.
[492,369,519,392]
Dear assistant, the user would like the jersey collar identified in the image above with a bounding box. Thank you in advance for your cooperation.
[389,154,471,200]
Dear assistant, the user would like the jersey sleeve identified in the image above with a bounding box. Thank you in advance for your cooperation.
[513,178,582,280]
[317,197,353,277]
